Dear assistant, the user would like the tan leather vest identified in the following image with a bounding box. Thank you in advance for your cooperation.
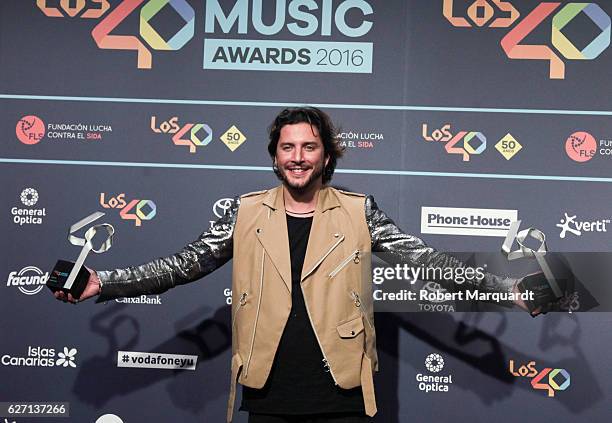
[226,186,377,421]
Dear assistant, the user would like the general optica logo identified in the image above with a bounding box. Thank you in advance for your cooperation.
[12,188,47,226]
[16,115,45,145]
[416,352,453,393]
[565,132,596,162]
[20,188,39,207]
[424,353,444,373]
[443,1,612,79]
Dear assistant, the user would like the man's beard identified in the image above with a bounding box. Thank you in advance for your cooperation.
[279,162,324,193]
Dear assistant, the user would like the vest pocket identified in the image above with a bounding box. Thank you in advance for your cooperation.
[336,315,365,338]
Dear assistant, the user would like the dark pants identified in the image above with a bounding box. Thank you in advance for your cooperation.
[248,413,371,423]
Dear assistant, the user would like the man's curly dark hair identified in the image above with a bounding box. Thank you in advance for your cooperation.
[268,107,344,184]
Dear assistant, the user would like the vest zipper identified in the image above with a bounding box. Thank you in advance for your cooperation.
[301,235,345,281]
[328,249,360,278]
[231,292,247,331]
[302,283,339,385]
[351,291,374,330]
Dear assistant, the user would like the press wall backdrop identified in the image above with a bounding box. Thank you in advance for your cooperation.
[1,1,611,422]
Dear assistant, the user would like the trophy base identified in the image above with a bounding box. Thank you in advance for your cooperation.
[517,272,564,316]
[46,260,90,299]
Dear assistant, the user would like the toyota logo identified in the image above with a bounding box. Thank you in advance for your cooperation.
[213,198,235,218]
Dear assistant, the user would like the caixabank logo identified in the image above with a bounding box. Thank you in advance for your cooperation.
[443,1,611,79]
[37,0,375,73]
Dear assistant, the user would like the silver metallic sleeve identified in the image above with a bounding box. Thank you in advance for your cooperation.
[95,197,240,302]
[365,195,516,307]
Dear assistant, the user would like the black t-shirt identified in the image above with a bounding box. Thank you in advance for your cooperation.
[240,214,364,414]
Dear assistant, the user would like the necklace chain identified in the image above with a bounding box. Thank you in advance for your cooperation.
[286,209,315,215]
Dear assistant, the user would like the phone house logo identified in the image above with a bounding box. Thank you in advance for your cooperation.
[421,207,517,237]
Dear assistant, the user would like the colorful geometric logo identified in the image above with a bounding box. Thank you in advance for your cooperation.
[552,3,611,60]
[16,115,45,145]
[140,0,195,51]
[445,131,486,162]
[509,360,571,397]
[445,1,612,79]
[565,131,596,162]
[172,123,213,153]
[100,193,157,227]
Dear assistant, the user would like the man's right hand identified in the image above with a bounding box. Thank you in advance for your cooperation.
[53,268,101,304]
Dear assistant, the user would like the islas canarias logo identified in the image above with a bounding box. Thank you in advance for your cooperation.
[36,0,376,73]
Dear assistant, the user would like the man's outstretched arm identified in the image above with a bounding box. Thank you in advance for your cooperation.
[92,197,240,302]
[365,195,519,308]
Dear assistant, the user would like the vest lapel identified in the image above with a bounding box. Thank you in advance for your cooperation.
[256,187,292,293]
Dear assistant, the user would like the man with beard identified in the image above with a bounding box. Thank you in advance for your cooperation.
[55,107,533,422]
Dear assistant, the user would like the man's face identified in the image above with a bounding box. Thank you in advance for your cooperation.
[275,123,329,192]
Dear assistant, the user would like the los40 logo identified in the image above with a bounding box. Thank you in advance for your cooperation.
[100,193,157,226]
[150,116,213,153]
[422,123,487,162]
[509,360,571,397]
[443,0,611,79]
